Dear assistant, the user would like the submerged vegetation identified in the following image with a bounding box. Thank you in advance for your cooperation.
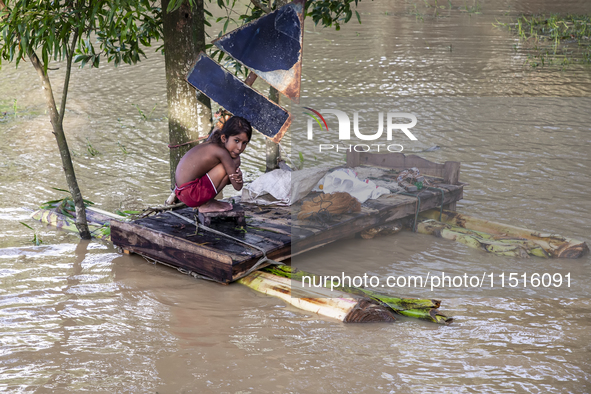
[85,138,101,157]
[0,98,41,121]
[40,188,95,218]
[497,14,591,68]
[0,98,16,120]
[408,0,482,21]
[132,103,158,121]
[19,222,42,246]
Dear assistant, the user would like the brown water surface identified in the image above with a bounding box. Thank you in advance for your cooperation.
[1,1,590,392]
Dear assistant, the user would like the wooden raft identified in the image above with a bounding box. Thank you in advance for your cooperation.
[111,152,465,283]
[111,206,292,283]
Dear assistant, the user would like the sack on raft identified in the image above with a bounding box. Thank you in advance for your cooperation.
[297,192,361,220]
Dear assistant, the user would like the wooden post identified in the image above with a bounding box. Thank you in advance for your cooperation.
[266,86,281,171]
[346,151,360,167]
[443,161,460,184]
[263,0,289,172]
[243,72,280,172]
[443,161,460,211]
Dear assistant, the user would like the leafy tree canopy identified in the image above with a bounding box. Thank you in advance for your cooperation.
[167,0,366,77]
[1,0,364,73]
[0,0,163,72]
[166,0,363,28]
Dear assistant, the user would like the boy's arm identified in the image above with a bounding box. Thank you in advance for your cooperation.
[230,167,243,184]
[217,149,243,191]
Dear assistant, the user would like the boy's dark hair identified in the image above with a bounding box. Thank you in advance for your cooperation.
[210,116,252,145]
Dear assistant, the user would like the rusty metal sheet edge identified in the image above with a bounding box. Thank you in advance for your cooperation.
[271,112,292,143]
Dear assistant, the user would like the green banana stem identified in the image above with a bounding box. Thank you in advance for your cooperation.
[261,265,452,324]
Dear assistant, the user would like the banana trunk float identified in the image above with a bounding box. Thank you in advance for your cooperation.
[31,208,112,241]
[416,219,549,258]
[419,210,588,258]
[257,265,452,324]
[239,271,398,323]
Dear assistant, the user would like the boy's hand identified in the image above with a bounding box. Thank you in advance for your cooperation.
[230,167,243,184]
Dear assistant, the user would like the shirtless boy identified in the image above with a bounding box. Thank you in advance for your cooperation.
[173,116,252,212]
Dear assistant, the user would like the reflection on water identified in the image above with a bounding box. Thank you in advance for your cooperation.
[1,0,591,392]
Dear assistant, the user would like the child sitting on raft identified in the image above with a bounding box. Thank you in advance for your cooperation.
[173,116,252,212]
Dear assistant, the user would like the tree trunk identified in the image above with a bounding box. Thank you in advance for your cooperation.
[266,86,281,171]
[162,0,212,189]
[28,51,91,239]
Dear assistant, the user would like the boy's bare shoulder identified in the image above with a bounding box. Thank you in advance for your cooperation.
[191,142,225,155]
[204,142,229,157]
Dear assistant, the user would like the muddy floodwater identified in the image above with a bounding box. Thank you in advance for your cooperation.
[1,1,591,392]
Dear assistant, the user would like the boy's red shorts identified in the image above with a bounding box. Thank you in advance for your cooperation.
[175,175,218,207]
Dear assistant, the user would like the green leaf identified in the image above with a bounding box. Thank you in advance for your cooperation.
[42,45,49,74]
[41,198,65,205]
[344,9,352,23]
[19,222,34,231]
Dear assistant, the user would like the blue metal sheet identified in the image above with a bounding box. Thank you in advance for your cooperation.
[212,0,304,101]
[186,53,291,143]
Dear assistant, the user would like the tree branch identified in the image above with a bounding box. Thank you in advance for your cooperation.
[28,49,59,123]
[59,29,78,126]
[250,0,271,14]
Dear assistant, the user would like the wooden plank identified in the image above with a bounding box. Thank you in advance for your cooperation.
[111,207,295,283]
[347,150,360,167]
[132,209,290,259]
[347,152,461,185]
[111,220,236,283]
[443,202,457,211]
[292,186,463,253]
[346,151,445,176]
[246,221,292,236]
[231,244,291,279]
[443,161,460,184]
